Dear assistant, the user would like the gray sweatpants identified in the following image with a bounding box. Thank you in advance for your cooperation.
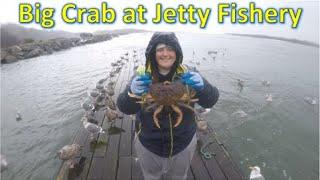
[134,133,197,180]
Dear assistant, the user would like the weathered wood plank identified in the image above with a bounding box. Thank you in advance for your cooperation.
[196,131,226,180]
[117,156,132,180]
[100,118,123,180]
[191,151,213,180]
[205,126,245,180]
[72,110,105,180]
[119,115,133,157]
[86,157,105,180]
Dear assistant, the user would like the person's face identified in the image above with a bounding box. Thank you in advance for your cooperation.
[155,45,176,71]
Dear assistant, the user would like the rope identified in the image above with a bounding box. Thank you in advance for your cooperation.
[195,115,217,159]
[200,136,217,159]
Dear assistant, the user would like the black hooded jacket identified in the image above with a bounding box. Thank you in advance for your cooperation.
[117,32,219,157]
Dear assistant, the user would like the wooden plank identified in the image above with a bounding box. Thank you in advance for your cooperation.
[200,145,227,180]
[119,115,133,156]
[86,157,105,180]
[117,156,132,180]
[100,117,123,180]
[205,126,245,180]
[191,152,213,180]
[87,50,132,180]
[73,110,105,180]
[92,115,109,158]
[197,133,226,180]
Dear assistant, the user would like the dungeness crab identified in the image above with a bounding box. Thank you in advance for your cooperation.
[128,81,198,128]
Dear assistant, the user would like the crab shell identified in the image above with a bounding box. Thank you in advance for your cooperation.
[148,81,186,105]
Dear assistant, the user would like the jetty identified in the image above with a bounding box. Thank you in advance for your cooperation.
[56,52,245,180]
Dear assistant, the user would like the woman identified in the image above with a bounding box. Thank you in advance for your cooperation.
[117,32,219,180]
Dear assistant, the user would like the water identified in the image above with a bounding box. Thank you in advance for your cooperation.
[1,33,318,180]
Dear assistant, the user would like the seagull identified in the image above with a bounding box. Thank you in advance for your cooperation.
[89,90,99,98]
[237,79,244,90]
[81,117,105,141]
[107,81,115,87]
[105,107,118,124]
[109,72,115,78]
[96,83,104,90]
[1,154,8,172]
[231,110,248,118]
[99,88,107,95]
[81,102,95,111]
[16,111,22,121]
[262,80,271,87]
[208,50,218,55]
[95,95,106,106]
[57,144,81,161]
[265,94,273,102]
[304,97,317,105]
[97,78,108,84]
[249,166,265,180]
[106,96,117,110]
[106,86,115,97]
[57,144,81,168]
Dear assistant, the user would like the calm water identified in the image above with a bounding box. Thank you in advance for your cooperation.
[1,33,318,180]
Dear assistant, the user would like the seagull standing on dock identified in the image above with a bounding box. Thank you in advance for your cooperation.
[57,144,81,168]
[105,107,119,125]
[106,96,117,110]
[249,166,265,180]
[81,102,95,111]
[81,117,105,141]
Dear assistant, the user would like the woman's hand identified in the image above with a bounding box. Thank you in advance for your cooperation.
[181,72,204,91]
[130,74,152,95]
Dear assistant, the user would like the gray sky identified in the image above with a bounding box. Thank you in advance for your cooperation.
[1,0,318,43]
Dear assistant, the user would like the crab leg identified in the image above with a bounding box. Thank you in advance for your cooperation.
[177,102,196,113]
[128,92,141,98]
[153,105,164,128]
[171,104,183,127]
[145,103,157,112]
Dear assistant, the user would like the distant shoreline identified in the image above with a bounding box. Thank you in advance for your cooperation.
[1,31,145,64]
[228,33,319,48]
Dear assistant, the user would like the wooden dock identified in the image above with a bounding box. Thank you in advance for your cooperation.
[56,56,245,180]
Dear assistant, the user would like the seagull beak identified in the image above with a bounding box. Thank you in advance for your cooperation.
[248,166,254,170]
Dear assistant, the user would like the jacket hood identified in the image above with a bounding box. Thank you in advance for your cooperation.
[145,32,184,74]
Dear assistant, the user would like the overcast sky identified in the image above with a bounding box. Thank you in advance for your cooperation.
[1,0,319,43]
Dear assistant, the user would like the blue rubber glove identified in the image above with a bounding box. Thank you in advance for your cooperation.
[181,72,204,91]
[130,74,152,95]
